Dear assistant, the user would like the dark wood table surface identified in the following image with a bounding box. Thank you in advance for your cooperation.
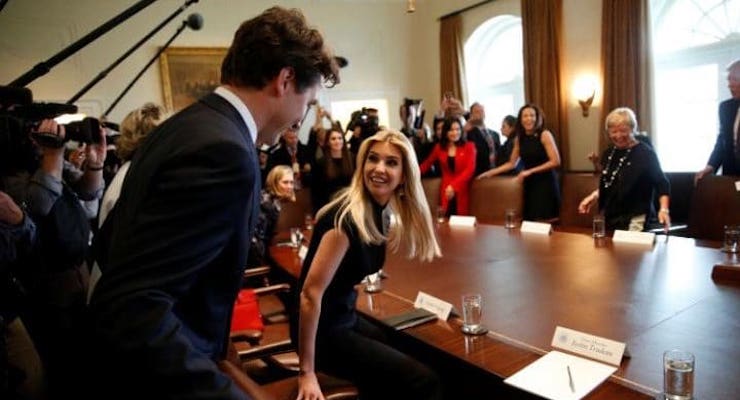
[271,224,739,399]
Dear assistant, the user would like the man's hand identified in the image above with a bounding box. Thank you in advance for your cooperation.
[0,191,24,226]
[694,166,714,186]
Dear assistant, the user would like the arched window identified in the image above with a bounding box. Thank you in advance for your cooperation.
[464,15,524,132]
[651,0,740,171]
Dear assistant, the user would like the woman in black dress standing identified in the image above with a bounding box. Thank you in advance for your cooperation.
[477,104,561,221]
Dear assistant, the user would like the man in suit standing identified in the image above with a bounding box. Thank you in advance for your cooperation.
[465,102,502,176]
[266,127,312,188]
[87,7,339,399]
[695,59,740,183]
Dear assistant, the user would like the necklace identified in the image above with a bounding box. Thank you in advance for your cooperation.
[601,147,631,188]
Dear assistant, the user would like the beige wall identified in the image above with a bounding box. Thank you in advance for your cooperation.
[0,0,603,169]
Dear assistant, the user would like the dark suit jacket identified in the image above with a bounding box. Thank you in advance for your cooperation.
[707,98,740,175]
[467,126,501,176]
[89,93,258,399]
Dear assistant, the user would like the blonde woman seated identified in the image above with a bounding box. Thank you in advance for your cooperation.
[292,130,443,400]
[247,165,296,268]
[578,107,671,231]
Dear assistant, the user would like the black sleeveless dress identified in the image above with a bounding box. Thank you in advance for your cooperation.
[518,132,560,220]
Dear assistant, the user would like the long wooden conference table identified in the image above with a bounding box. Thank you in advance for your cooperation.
[271,223,739,399]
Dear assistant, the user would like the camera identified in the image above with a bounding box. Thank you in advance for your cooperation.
[1,86,102,150]
[346,107,379,139]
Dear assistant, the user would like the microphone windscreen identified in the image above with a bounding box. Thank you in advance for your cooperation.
[186,13,203,30]
[0,86,33,107]
[334,56,348,68]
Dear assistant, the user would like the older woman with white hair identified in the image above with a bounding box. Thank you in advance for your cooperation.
[578,107,671,231]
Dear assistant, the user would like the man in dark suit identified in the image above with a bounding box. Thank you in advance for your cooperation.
[87,7,339,399]
[695,59,740,183]
[465,102,502,176]
[266,127,312,188]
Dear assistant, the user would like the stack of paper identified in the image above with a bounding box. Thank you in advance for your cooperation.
[504,350,617,400]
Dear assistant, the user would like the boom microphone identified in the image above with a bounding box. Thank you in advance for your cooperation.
[186,13,203,30]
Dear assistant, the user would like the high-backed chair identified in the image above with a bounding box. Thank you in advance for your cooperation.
[220,351,359,400]
[559,172,600,229]
[276,188,313,233]
[421,177,441,213]
[468,177,523,224]
[663,172,694,225]
[685,175,740,241]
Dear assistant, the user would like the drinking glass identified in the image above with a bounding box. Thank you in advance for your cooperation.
[461,293,486,335]
[436,206,446,224]
[593,215,606,238]
[504,209,516,229]
[663,349,695,400]
[290,227,301,249]
[723,225,739,253]
[364,272,382,293]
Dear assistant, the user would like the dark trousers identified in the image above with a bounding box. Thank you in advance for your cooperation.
[316,316,443,400]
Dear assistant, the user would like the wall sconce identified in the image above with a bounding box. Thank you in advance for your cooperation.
[406,0,416,13]
[578,91,595,117]
[573,75,598,117]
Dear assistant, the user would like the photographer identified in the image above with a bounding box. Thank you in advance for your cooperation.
[1,190,47,400]
[347,107,380,155]
[2,117,105,397]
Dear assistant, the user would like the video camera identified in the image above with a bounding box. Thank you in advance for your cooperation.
[1,86,103,149]
[346,107,380,139]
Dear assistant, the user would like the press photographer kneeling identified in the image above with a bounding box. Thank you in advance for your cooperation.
[1,100,106,396]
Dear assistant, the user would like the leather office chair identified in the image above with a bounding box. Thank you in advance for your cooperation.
[685,175,740,241]
[558,172,600,229]
[421,177,441,213]
[227,273,358,400]
[469,176,523,224]
[275,188,313,232]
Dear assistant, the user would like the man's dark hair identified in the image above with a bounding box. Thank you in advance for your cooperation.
[221,6,340,92]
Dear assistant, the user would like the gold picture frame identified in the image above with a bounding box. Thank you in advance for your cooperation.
[159,47,228,112]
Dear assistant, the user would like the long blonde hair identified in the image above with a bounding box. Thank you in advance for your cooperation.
[317,130,441,261]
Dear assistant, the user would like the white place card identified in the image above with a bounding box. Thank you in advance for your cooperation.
[612,230,655,245]
[414,291,453,320]
[551,326,626,366]
[448,215,476,227]
[521,220,552,235]
[504,350,617,400]
[298,245,308,261]
[735,180,740,191]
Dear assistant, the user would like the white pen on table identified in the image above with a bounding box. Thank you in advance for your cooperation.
[567,364,575,393]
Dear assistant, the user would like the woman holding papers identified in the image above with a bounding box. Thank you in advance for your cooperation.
[578,107,671,231]
[292,130,443,400]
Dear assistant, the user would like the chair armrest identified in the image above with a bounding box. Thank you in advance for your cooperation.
[253,283,291,296]
[236,338,295,362]
[230,329,263,346]
[218,359,276,400]
[244,265,271,279]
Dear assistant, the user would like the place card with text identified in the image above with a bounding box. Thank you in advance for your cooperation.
[449,215,477,227]
[414,291,453,320]
[521,220,552,235]
[551,326,625,366]
[612,230,655,245]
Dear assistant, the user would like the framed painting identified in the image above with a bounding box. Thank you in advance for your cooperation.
[159,47,228,112]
